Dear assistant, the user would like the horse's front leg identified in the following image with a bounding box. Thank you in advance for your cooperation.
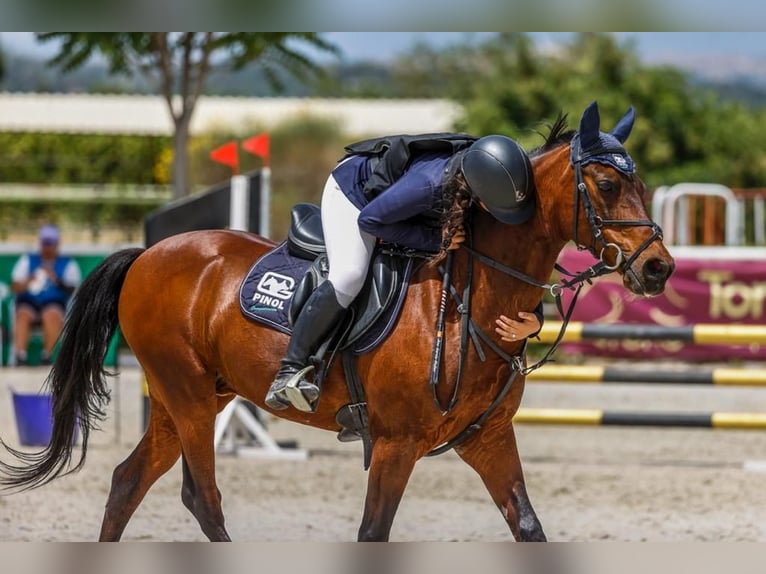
[357,437,418,541]
[456,417,546,541]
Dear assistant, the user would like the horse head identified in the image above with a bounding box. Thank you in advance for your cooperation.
[532,100,674,296]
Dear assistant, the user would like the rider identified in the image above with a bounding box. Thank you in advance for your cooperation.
[265,134,545,412]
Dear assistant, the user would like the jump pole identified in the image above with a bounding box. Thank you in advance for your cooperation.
[537,322,766,345]
[513,408,766,430]
[526,365,766,386]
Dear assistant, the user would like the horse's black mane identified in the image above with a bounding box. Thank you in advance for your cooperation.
[529,113,576,158]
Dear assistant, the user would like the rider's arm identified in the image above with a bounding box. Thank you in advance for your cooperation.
[357,155,448,252]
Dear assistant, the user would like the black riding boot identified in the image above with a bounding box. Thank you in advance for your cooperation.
[265,281,346,412]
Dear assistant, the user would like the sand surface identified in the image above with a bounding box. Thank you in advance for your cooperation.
[1,364,766,542]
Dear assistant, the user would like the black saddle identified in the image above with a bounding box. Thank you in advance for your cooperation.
[286,203,414,353]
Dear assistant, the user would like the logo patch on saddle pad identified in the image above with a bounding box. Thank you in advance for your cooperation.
[240,241,311,334]
[256,272,295,302]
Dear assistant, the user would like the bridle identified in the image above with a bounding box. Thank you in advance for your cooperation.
[426,135,665,456]
[569,133,663,274]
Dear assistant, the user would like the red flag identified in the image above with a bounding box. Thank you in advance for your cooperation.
[209,141,239,173]
[242,133,270,166]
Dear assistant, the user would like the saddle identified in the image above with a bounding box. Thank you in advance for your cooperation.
[286,203,416,353]
[241,203,416,354]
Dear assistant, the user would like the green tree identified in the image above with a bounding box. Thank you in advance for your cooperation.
[426,32,766,190]
[36,33,337,199]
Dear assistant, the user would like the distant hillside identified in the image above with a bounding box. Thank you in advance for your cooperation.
[648,52,766,106]
[0,52,317,97]
[691,75,766,107]
[2,49,766,107]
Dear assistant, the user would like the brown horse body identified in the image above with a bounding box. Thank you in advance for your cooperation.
[1,105,674,541]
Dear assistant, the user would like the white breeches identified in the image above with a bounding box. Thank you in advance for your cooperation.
[321,174,376,308]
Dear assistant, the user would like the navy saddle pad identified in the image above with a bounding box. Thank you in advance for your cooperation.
[239,241,311,334]
[239,204,416,355]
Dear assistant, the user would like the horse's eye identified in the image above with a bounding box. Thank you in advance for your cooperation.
[597,180,616,193]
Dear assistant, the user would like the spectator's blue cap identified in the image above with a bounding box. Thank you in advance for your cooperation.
[39,224,60,244]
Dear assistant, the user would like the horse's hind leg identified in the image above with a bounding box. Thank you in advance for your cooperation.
[357,438,418,541]
[101,375,229,542]
[181,455,204,515]
[180,453,224,520]
[181,396,231,517]
[170,392,231,541]
[99,398,181,541]
[456,421,546,541]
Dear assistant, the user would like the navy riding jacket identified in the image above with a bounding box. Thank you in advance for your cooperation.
[332,151,452,253]
[331,150,545,332]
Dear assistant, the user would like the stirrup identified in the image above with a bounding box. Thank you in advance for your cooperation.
[265,383,289,411]
[284,365,318,412]
[265,365,305,411]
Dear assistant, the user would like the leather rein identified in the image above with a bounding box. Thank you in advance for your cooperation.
[426,141,664,457]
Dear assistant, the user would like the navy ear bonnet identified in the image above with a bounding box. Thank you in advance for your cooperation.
[570,101,636,175]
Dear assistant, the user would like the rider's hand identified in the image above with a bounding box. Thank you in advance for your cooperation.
[495,311,541,342]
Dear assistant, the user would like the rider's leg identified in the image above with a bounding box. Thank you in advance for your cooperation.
[265,173,375,411]
[266,280,345,411]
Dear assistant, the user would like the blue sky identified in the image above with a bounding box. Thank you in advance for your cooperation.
[2,32,765,64]
[322,32,766,63]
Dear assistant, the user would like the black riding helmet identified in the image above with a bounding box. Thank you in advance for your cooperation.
[460,135,536,225]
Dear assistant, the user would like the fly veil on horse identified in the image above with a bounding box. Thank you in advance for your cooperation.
[0,101,673,541]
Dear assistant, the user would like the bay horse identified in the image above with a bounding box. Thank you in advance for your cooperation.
[0,101,673,541]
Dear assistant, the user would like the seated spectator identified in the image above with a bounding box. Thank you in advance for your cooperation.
[10,224,81,366]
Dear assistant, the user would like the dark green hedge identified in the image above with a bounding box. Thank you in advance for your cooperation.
[0,132,170,185]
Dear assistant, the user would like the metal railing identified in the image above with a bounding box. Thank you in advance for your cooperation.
[651,183,766,246]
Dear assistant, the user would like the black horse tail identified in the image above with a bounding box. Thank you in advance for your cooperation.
[0,247,145,491]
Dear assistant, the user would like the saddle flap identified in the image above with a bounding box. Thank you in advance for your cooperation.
[288,254,329,327]
[344,252,401,345]
[286,249,412,354]
[287,203,326,260]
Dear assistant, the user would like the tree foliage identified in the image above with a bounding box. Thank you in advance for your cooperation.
[36,33,338,198]
[417,32,766,189]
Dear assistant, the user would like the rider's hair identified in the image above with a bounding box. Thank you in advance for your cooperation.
[432,171,472,264]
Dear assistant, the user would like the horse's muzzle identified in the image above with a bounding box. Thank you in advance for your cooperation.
[624,256,674,296]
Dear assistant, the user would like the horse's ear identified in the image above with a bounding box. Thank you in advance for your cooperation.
[579,101,601,149]
[611,106,636,143]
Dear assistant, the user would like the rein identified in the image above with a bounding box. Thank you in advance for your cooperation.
[425,235,602,457]
[425,142,664,457]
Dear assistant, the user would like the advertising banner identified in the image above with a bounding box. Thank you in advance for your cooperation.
[556,247,766,361]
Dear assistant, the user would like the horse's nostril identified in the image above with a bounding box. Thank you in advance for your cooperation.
[644,258,669,279]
